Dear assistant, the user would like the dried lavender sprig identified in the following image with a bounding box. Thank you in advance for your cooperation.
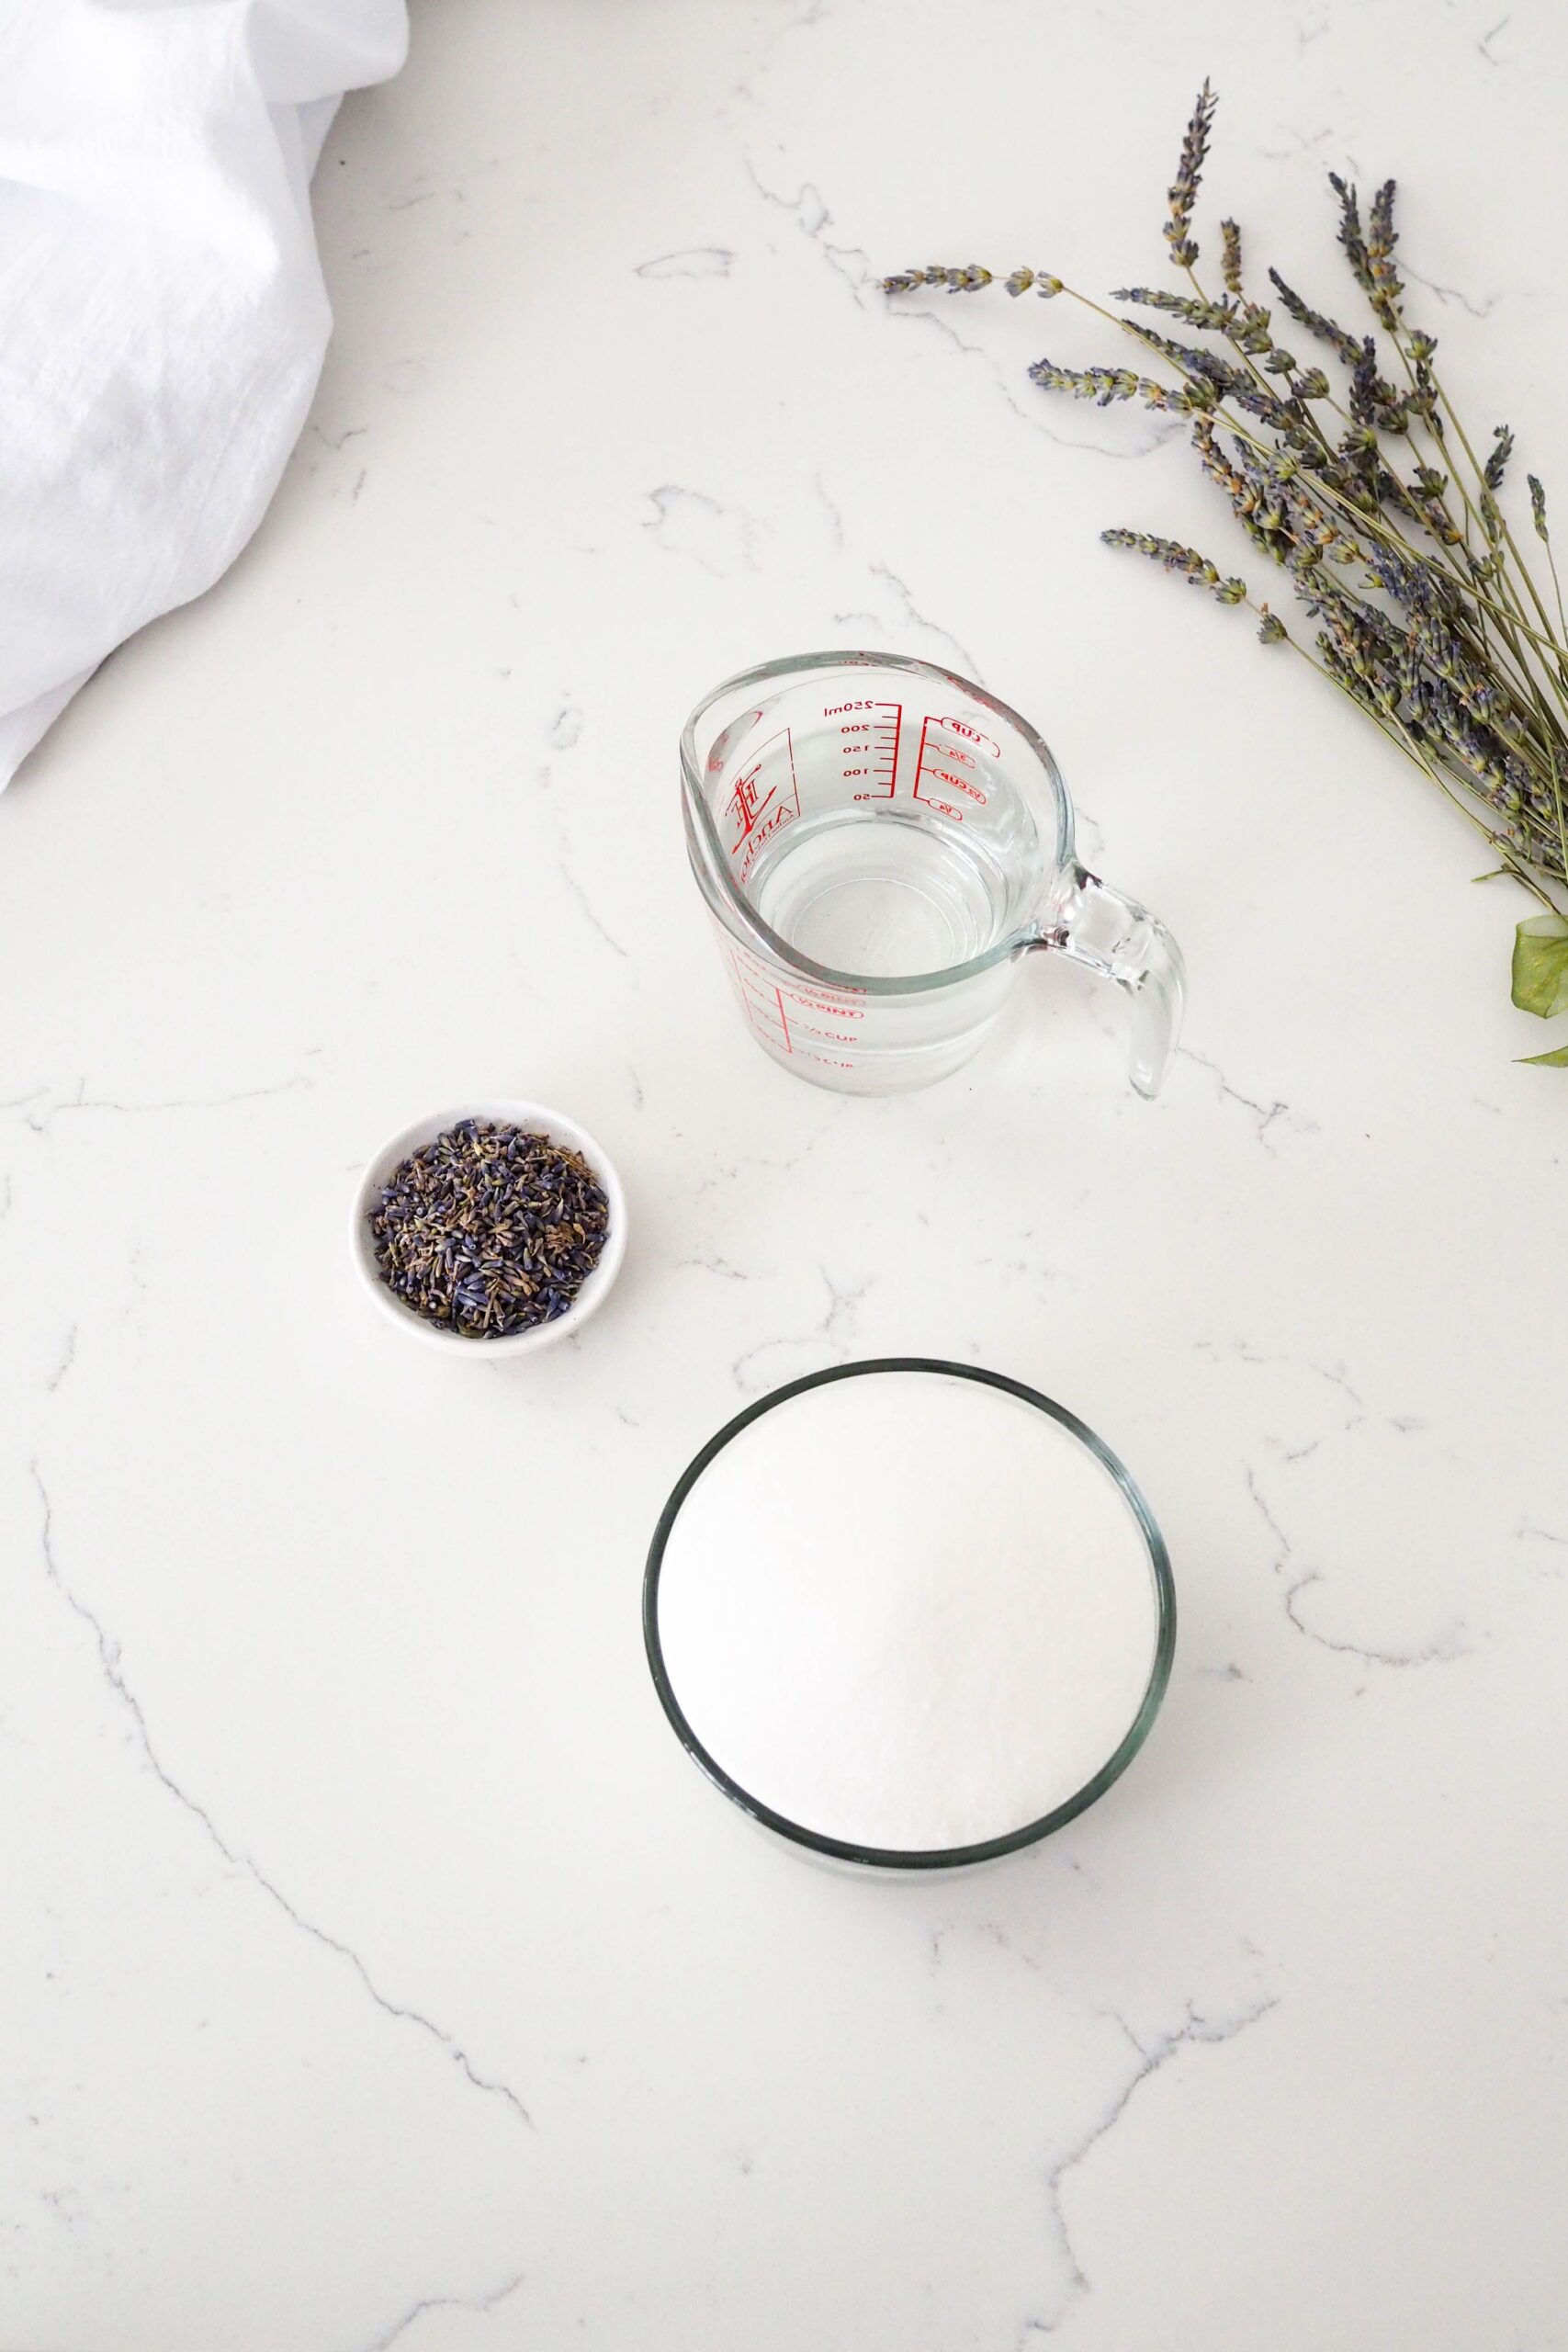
[1373,462,1436,537]
[1335,181,1509,583]
[1405,686,1558,841]
[1221,219,1244,297]
[1366,179,1403,329]
[1005,266,1063,298]
[1403,594,1539,741]
[1380,324,1493,553]
[1297,605,1555,878]
[1525,474,1568,648]
[1371,270,1566,665]
[1132,260,1297,401]
[1226,156,1565,870]
[883,124,1563,667]
[1292,220,1568,681]
[1281,463,1372,563]
[1165,79,1216,269]
[908,252,1337,480]
[1190,381,1562,876]
[1116,322,1298,430]
[1365,540,1568,782]
[1112,286,1241,334]
[1191,422,1293,562]
[1328,173,1374,299]
[881,175,1567,680]
[881,263,1061,299]
[1267,267,1364,368]
[1101,528,1247,602]
[881,264,985,294]
[1147,287,1555,657]
[877,83,1568,980]
[1412,683,1566,860]
[1201,422,1568,835]
[1029,360,1202,412]
[891,253,1379,538]
[1394,622,1568,853]
[1117,296,1470,581]
[1116,303,1320,453]
[1281,577,1482,805]
[1350,338,1412,435]
[1192,424,1392,583]
[885,259,1269,442]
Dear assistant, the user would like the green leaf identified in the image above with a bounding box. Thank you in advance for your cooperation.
[1511,916,1568,1018]
[1517,1041,1568,1066]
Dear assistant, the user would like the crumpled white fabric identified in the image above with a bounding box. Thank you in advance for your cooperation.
[0,0,409,786]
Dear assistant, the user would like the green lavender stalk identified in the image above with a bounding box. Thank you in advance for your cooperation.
[883,83,1568,1063]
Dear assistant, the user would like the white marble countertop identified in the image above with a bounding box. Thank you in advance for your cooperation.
[6,4,1567,2346]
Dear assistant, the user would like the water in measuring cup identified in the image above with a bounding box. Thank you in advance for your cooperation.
[744,726,1013,978]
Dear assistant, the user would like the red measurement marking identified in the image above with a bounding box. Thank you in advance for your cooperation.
[721,935,867,1057]
[727,948,784,1049]
[909,715,994,820]
[870,702,901,797]
[726,729,800,863]
[726,948,796,1054]
[845,700,903,802]
[938,716,1001,759]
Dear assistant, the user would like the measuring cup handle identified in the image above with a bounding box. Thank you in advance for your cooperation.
[1041,864,1186,1098]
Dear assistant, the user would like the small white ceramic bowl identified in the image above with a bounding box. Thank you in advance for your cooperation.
[351,1099,627,1358]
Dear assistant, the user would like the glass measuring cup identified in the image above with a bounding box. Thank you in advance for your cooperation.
[682,652,1185,1096]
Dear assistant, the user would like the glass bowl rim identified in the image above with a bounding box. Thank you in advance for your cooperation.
[643,1356,1177,1871]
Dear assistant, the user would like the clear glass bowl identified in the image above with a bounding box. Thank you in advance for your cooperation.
[643,1358,1177,1872]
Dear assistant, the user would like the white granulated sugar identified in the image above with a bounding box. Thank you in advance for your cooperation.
[655,1371,1162,1853]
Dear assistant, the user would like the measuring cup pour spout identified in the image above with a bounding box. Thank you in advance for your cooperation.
[683,652,1187,1099]
[1036,864,1186,1099]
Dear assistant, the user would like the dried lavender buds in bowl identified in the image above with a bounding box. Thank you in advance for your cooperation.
[375,1122,607,1335]
[351,1101,626,1356]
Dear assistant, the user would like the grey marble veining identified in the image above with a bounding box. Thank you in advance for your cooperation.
[2,1,1566,2346]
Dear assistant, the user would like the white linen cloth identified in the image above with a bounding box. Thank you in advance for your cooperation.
[0,0,409,786]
